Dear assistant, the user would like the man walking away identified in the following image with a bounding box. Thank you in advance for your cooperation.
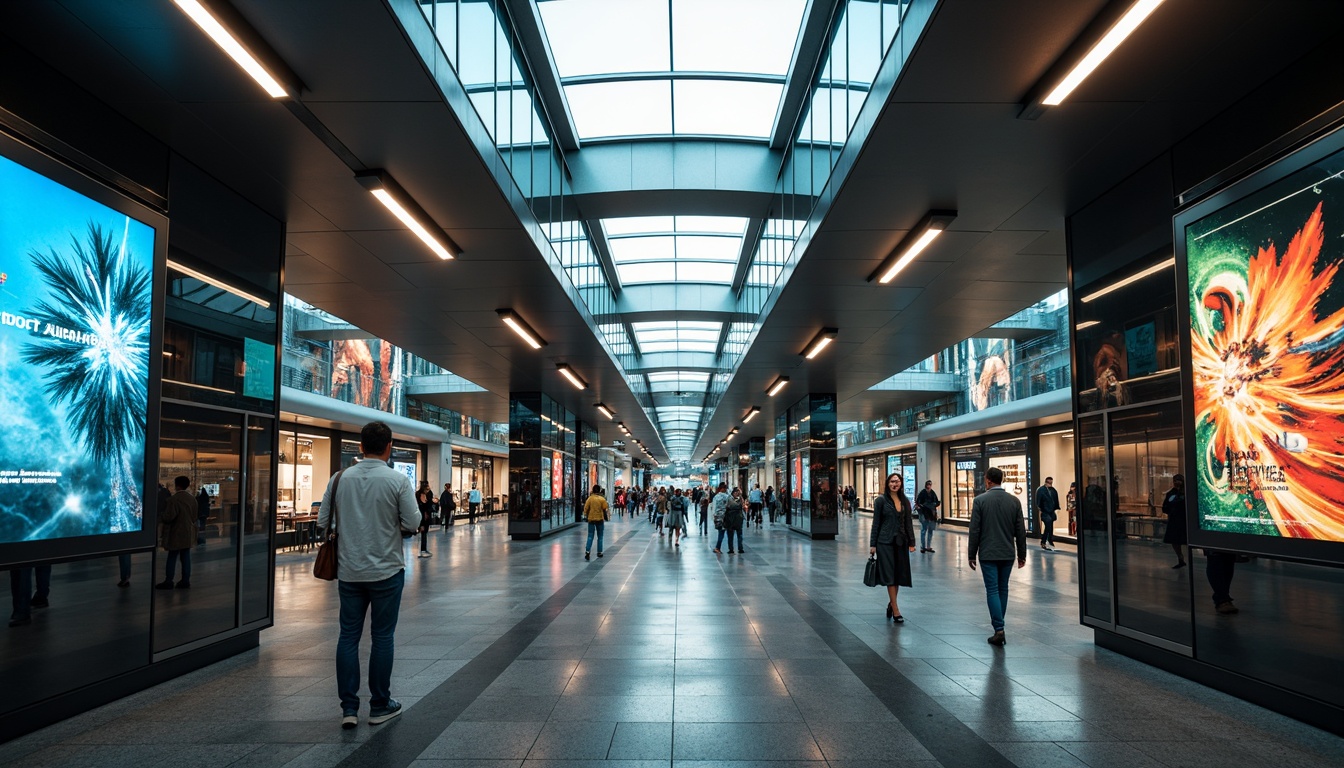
[584,484,609,560]
[748,484,764,528]
[318,421,420,729]
[1035,476,1060,551]
[968,466,1026,647]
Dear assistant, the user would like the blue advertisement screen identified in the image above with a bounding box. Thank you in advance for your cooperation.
[0,153,155,543]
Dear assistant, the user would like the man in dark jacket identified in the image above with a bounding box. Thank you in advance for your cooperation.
[1034,477,1060,551]
[158,476,199,589]
[968,466,1026,646]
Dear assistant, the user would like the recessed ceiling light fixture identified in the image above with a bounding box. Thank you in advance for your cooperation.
[742,406,761,423]
[766,376,789,398]
[355,170,460,260]
[617,422,630,434]
[496,309,547,349]
[802,328,839,359]
[167,259,272,307]
[595,403,615,420]
[171,0,294,98]
[1021,0,1167,118]
[869,211,957,284]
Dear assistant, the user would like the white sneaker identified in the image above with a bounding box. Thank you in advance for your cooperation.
[418,551,433,558]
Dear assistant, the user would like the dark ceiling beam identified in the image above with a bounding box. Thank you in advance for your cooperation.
[501,0,580,152]
[623,320,642,358]
[729,218,766,295]
[713,322,733,359]
[585,219,623,298]
[770,0,843,150]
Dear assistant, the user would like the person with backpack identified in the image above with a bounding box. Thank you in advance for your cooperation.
[711,483,731,553]
[697,491,710,536]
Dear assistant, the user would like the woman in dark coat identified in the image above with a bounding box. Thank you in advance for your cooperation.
[1162,474,1187,568]
[869,472,916,622]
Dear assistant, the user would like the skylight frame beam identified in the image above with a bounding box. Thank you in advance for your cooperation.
[729,218,767,295]
[586,219,624,297]
[770,0,844,149]
[502,0,582,150]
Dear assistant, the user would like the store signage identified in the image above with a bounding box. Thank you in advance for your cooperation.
[955,461,978,470]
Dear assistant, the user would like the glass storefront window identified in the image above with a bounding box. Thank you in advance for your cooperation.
[1111,400,1190,644]
[948,444,982,520]
[1079,416,1111,622]
[1037,429,1077,538]
[986,437,1029,523]
[277,431,332,536]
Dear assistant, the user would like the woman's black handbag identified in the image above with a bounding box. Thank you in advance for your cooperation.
[863,554,879,587]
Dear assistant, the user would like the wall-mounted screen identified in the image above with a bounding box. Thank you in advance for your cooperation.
[1178,130,1344,555]
[0,149,157,547]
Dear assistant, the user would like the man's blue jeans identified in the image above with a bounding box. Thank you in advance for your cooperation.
[337,570,405,713]
[979,560,1014,632]
[919,518,936,550]
[586,521,604,554]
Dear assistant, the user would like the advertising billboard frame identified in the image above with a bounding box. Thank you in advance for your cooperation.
[1175,122,1344,565]
[0,129,166,566]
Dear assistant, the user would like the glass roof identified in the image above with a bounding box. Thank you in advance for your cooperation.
[632,321,722,354]
[605,216,748,286]
[537,0,808,141]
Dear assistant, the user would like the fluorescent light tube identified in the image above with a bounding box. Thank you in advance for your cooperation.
[766,376,789,397]
[1041,0,1167,106]
[803,328,839,359]
[870,211,957,284]
[498,310,546,349]
[557,364,587,390]
[1076,320,1101,330]
[595,403,615,420]
[1080,257,1175,303]
[743,406,761,423]
[167,260,272,307]
[356,171,459,260]
[172,0,290,98]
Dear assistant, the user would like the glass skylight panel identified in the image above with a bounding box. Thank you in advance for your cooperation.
[676,235,741,262]
[609,235,676,263]
[566,80,672,139]
[604,216,676,236]
[676,216,748,234]
[677,261,734,283]
[646,371,711,385]
[617,261,676,284]
[671,0,806,76]
[537,0,670,78]
[673,80,783,138]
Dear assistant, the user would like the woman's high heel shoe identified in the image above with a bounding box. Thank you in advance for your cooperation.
[886,602,893,621]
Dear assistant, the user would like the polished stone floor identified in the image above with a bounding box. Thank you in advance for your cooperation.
[2,512,1342,768]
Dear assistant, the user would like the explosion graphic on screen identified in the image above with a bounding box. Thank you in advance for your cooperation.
[1190,202,1344,541]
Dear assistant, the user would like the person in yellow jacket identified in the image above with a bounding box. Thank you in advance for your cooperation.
[583,485,610,561]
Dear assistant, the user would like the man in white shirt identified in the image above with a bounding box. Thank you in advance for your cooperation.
[318,421,420,730]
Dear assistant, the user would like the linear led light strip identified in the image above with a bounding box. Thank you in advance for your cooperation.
[1041,0,1167,106]
[1080,257,1174,303]
[167,259,272,307]
[171,0,289,98]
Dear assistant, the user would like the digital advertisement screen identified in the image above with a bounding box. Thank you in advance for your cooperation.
[1182,138,1344,545]
[0,152,155,546]
[551,451,564,500]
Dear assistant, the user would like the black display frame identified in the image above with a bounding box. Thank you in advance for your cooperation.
[1174,121,1344,566]
[0,128,166,566]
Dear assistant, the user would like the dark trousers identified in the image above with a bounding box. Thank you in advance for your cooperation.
[10,566,53,621]
[1206,552,1237,605]
[1040,514,1057,546]
[469,502,479,524]
[164,548,192,583]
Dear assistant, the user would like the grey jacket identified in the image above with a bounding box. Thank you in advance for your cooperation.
[870,494,914,548]
[968,487,1027,562]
